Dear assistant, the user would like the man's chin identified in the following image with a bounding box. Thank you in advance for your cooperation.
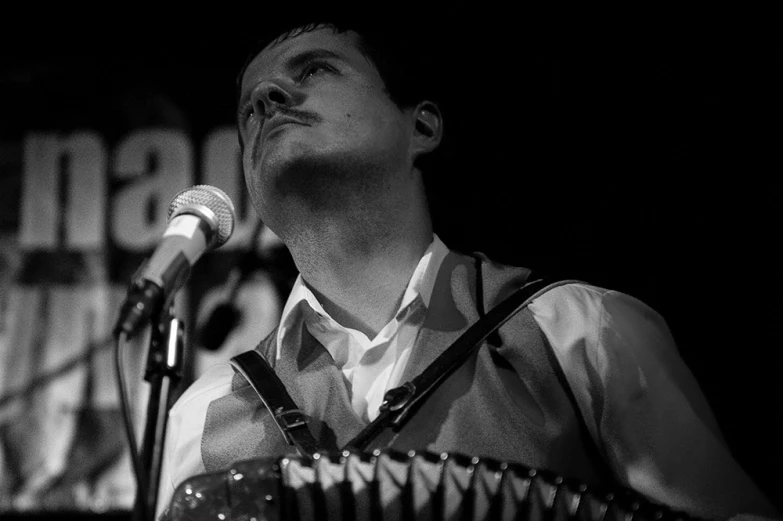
[268,152,382,214]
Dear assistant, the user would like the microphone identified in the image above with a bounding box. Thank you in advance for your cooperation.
[114,185,236,338]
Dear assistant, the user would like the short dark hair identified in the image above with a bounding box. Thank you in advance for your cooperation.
[236,18,443,111]
[234,16,452,176]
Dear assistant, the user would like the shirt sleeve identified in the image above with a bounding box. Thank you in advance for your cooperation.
[155,363,235,520]
[528,284,779,519]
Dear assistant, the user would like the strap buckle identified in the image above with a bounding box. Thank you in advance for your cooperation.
[379,382,416,413]
[274,408,308,440]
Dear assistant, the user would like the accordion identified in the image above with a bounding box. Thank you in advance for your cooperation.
[160,449,699,521]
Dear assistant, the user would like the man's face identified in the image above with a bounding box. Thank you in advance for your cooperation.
[237,27,413,233]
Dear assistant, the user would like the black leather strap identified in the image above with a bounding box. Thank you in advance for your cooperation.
[230,350,322,458]
[344,275,573,452]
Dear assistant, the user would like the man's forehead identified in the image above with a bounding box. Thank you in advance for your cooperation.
[240,28,364,89]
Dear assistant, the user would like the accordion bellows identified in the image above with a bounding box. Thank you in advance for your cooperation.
[160,449,698,521]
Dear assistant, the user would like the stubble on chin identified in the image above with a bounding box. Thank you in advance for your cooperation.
[271,151,387,215]
[251,147,401,257]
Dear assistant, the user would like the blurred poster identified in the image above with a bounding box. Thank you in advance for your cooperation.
[0,126,293,513]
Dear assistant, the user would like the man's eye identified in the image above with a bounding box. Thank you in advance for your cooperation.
[300,62,333,82]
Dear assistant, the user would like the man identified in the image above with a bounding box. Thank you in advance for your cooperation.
[157,18,778,519]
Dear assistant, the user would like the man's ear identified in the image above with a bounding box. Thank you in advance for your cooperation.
[411,101,443,158]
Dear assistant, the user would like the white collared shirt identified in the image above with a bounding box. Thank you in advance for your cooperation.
[157,238,777,519]
[276,234,449,421]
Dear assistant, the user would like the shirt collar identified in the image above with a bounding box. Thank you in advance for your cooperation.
[275,234,450,360]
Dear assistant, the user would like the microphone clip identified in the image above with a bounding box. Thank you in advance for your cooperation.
[113,279,165,338]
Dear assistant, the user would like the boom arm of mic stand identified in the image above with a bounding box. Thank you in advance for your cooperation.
[136,305,185,521]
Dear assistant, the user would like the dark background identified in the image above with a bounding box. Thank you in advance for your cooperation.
[1,7,781,516]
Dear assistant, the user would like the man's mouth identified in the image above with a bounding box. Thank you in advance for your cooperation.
[261,116,307,143]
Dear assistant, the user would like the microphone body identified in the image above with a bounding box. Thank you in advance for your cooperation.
[114,185,235,338]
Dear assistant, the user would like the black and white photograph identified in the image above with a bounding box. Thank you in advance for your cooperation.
[0,7,780,520]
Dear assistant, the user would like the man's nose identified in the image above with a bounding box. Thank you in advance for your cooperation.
[250,81,294,118]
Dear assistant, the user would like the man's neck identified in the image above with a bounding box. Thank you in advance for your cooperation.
[289,222,433,339]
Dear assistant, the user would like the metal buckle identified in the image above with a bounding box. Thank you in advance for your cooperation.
[274,408,308,431]
[379,382,416,413]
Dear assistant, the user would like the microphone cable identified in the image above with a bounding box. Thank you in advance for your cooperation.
[114,331,150,521]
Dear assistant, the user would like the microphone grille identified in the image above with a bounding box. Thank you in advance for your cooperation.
[168,185,236,248]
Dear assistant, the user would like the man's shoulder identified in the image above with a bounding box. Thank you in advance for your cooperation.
[171,332,280,416]
[470,251,605,306]
[526,279,675,366]
[472,251,648,314]
[445,249,667,336]
[528,279,663,326]
[534,281,613,307]
[170,363,237,417]
[533,281,664,325]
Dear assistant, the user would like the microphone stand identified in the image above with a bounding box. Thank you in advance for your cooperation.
[133,303,185,521]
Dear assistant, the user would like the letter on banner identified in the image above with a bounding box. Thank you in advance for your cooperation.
[111,130,194,251]
[19,132,107,250]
